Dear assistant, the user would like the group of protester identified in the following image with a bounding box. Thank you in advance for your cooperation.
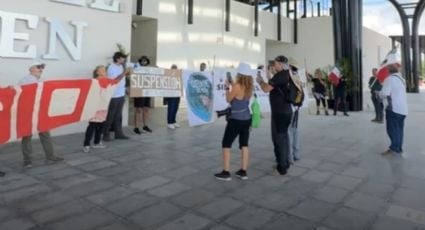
[311,68,349,116]
[214,56,302,180]
[0,52,407,179]
[213,52,408,181]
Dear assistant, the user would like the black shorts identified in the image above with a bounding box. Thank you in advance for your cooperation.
[134,97,151,108]
[222,119,251,149]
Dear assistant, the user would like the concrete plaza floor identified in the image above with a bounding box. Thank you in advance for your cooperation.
[1,92,425,230]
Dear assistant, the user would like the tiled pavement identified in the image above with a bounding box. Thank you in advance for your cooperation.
[1,92,425,230]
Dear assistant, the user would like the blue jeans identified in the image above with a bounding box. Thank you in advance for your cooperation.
[167,97,180,124]
[385,109,406,153]
[288,117,299,162]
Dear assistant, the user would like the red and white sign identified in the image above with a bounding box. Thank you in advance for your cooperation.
[0,78,117,144]
[377,50,401,83]
[328,66,341,86]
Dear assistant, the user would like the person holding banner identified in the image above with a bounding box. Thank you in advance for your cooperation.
[19,62,64,168]
[83,65,125,153]
[214,62,254,181]
[166,64,181,129]
[256,55,292,176]
[103,52,131,141]
[133,56,153,134]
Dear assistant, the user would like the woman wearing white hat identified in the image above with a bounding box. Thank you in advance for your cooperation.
[214,62,254,181]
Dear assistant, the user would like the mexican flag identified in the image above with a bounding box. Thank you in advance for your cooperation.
[328,66,341,86]
[377,49,401,83]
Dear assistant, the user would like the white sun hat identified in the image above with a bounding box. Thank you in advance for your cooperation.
[236,62,253,76]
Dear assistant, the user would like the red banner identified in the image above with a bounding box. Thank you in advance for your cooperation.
[0,78,117,144]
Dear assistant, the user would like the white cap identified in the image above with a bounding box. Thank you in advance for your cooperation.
[30,61,45,68]
[383,49,401,66]
[236,62,252,76]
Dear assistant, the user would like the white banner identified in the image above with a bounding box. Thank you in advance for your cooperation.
[183,70,214,127]
[253,70,271,113]
[212,68,235,111]
[212,68,271,113]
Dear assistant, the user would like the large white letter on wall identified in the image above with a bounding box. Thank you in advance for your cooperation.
[50,0,85,6]
[43,18,88,60]
[0,11,38,58]
[90,0,120,12]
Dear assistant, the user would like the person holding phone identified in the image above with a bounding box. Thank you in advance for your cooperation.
[214,62,254,181]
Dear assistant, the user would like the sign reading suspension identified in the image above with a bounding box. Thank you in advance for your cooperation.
[130,67,183,97]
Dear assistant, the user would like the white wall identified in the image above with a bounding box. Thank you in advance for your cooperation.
[266,16,335,74]
[131,18,158,65]
[0,0,132,136]
[266,16,392,109]
[362,27,392,110]
[141,0,293,70]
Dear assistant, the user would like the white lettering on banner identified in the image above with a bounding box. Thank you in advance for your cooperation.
[130,67,183,97]
[133,67,165,75]
[50,0,121,12]
[0,11,39,58]
[131,75,181,90]
[43,18,87,60]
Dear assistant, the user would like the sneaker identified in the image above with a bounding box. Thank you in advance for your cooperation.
[235,169,248,180]
[143,126,153,133]
[325,111,329,116]
[344,113,349,117]
[134,127,142,135]
[316,110,320,115]
[167,124,175,129]
[0,171,5,177]
[23,161,32,168]
[46,156,64,162]
[173,123,180,128]
[214,170,231,181]
[92,143,106,149]
[272,165,287,176]
[82,146,90,153]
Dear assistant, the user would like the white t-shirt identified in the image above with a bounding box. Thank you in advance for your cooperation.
[380,74,408,115]
[18,74,39,85]
[107,63,125,98]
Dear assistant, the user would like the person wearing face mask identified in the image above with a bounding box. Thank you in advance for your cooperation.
[256,55,293,175]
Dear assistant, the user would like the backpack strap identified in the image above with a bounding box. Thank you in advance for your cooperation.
[288,70,302,91]
[390,74,406,86]
[369,77,378,89]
